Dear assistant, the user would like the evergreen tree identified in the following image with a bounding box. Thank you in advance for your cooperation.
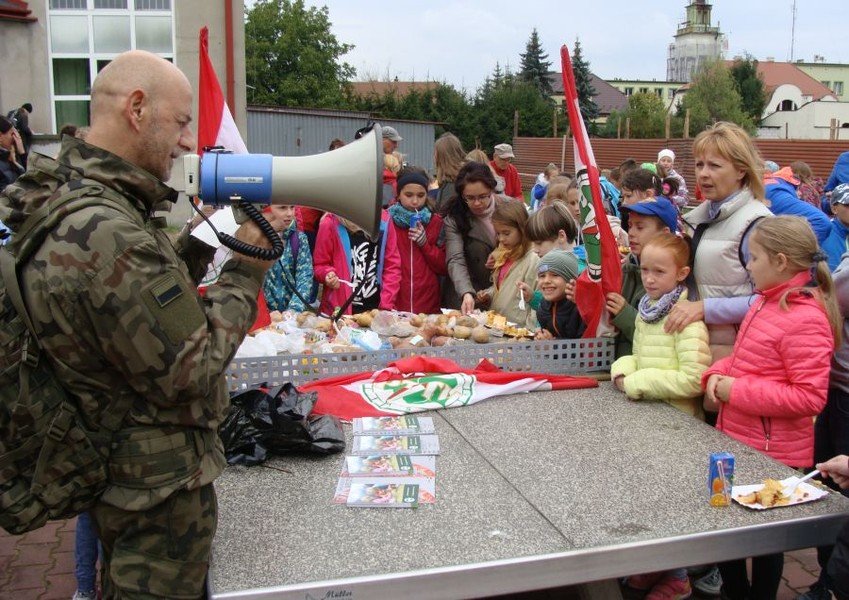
[730,56,767,124]
[571,39,599,124]
[519,28,553,95]
[474,77,553,150]
[679,59,754,134]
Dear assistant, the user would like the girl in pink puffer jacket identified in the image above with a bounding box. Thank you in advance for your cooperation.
[702,215,841,599]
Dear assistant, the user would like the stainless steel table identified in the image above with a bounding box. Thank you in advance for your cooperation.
[209,382,849,599]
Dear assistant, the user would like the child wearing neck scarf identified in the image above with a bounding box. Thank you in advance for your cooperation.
[612,232,711,600]
[387,168,447,314]
[611,232,711,417]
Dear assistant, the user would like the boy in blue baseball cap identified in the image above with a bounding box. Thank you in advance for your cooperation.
[609,197,678,357]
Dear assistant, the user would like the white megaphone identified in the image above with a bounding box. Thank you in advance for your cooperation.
[181,123,383,258]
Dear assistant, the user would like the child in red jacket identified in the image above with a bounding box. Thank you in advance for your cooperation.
[388,168,447,314]
[313,210,401,317]
[703,216,841,600]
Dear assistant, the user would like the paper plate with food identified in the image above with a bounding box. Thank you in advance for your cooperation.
[732,477,828,510]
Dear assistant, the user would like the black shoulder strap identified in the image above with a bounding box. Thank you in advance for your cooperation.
[738,216,766,270]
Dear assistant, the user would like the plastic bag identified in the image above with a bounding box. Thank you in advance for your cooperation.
[220,384,345,466]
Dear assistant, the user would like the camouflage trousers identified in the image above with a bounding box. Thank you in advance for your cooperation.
[91,483,217,599]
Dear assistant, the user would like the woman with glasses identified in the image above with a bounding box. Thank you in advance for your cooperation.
[441,161,509,314]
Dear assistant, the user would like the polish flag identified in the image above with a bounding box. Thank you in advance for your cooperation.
[300,356,599,421]
[198,26,247,154]
[197,26,269,331]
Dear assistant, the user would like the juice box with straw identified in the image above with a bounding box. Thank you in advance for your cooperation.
[708,452,735,506]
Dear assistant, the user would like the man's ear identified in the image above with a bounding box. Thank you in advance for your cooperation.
[126,89,147,133]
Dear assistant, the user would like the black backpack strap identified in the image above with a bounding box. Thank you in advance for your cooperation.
[738,216,766,270]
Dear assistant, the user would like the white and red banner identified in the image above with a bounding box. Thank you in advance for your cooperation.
[301,356,598,421]
[197,26,269,331]
[560,45,622,337]
[198,26,247,155]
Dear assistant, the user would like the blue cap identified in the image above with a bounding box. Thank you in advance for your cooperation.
[624,197,678,233]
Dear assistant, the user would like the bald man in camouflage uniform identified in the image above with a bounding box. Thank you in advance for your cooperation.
[0,51,277,598]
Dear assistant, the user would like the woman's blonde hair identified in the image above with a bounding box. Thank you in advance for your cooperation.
[693,121,765,200]
[384,152,401,173]
[434,133,467,183]
[751,216,841,344]
[465,148,489,163]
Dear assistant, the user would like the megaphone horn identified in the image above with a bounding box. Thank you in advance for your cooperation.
[184,124,384,239]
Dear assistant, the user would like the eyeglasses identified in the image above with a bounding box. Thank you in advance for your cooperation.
[463,192,492,205]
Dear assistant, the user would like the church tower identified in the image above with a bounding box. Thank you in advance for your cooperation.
[667,0,727,82]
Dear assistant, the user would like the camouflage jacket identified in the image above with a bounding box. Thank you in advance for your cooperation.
[0,137,264,510]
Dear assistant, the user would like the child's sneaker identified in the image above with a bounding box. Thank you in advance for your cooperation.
[72,591,97,600]
[647,574,692,600]
[693,566,722,597]
[625,572,665,591]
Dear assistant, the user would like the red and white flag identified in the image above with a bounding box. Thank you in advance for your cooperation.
[197,26,269,330]
[301,356,598,421]
[198,26,247,154]
[560,45,622,337]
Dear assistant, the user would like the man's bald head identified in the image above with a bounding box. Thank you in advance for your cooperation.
[85,50,194,181]
[90,50,188,123]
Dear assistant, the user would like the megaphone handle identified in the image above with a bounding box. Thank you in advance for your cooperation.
[216,200,285,261]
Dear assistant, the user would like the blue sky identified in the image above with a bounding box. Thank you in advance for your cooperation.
[266,0,847,92]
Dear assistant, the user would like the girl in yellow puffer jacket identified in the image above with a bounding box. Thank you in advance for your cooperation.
[613,232,713,599]
[611,232,712,418]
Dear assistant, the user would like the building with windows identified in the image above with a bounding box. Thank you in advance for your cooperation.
[607,79,685,113]
[795,59,849,102]
[667,0,726,83]
[752,60,847,140]
[0,0,246,136]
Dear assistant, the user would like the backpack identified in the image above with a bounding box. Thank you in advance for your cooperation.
[0,180,139,534]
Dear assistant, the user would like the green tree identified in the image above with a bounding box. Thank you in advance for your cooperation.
[625,92,667,138]
[519,28,553,96]
[679,59,754,134]
[730,56,767,124]
[474,75,553,151]
[571,38,599,124]
[346,82,476,149]
[598,93,672,139]
[245,0,355,107]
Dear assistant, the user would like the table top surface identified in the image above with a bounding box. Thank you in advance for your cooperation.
[209,382,849,599]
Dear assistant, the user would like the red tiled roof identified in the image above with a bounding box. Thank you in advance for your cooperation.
[349,81,440,98]
[0,0,36,22]
[727,60,836,101]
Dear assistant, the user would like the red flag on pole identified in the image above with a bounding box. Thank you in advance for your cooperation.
[198,26,269,331]
[198,26,247,154]
[560,45,622,337]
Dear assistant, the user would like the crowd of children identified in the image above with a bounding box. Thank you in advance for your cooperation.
[71,127,849,600]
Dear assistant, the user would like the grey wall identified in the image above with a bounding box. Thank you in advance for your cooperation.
[246,107,436,174]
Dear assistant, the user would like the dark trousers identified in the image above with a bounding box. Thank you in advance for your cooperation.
[719,554,784,600]
[91,484,217,599]
[813,387,849,587]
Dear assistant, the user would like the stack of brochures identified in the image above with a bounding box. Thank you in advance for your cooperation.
[334,416,439,508]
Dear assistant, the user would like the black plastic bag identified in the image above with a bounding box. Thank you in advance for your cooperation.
[220,383,345,466]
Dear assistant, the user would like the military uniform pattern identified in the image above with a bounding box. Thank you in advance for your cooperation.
[92,483,217,599]
[0,136,264,594]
